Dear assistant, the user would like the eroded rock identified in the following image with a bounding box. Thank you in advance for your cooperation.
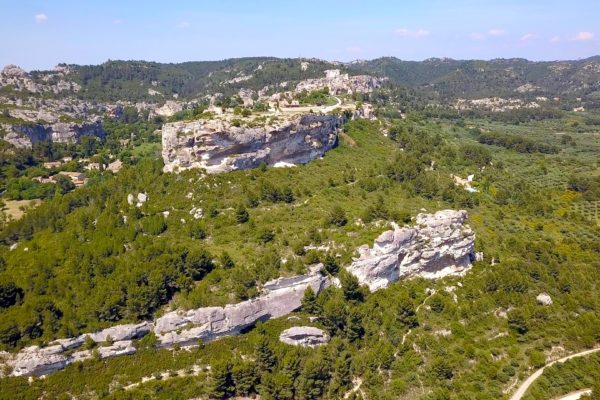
[279,326,330,347]
[154,267,329,347]
[162,114,342,173]
[347,210,475,291]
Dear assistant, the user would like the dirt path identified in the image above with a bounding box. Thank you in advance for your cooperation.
[553,389,592,400]
[509,347,600,400]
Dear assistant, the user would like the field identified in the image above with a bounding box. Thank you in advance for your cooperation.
[0,199,41,222]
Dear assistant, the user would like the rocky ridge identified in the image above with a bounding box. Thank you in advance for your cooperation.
[162,114,343,173]
[2,120,106,149]
[0,210,475,377]
[295,69,385,95]
[347,210,476,291]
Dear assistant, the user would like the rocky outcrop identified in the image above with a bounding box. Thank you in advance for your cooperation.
[279,327,330,347]
[2,120,105,149]
[3,323,150,377]
[0,64,80,94]
[162,114,342,173]
[155,100,183,117]
[347,210,475,291]
[0,269,327,377]
[295,69,385,95]
[154,267,329,347]
[0,210,475,376]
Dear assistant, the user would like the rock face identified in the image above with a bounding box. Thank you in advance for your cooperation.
[3,322,150,377]
[279,327,330,347]
[162,114,342,173]
[154,267,329,347]
[295,69,385,95]
[0,64,80,94]
[347,210,475,291]
[2,120,105,149]
[155,100,184,117]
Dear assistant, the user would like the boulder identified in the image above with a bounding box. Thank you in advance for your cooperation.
[279,327,330,347]
[536,293,553,306]
[161,114,342,173]
[347,210,475,291]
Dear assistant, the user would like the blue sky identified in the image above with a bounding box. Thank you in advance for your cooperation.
[1,0,599,70]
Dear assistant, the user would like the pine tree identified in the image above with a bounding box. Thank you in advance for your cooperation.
[209,361,234,399]
[255,336,276,372]
[301,286,321,315]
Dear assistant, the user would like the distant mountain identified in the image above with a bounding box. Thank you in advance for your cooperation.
[348,56,600,101]
[26,58,362,102]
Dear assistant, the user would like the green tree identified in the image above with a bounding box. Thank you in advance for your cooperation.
[209,361,234,399]
[396,294,418,329]
[255,336,276,372]
[508,310,529,335]
[235,205,249,224]
[0,281,23,309]
[54,175,75,194]
[301,286,321,315]
[326,205,348,227]
[296,357,329,400]
[231,361,257,396]
[339,270,364,303]
[219,251,235,269]
[259,371,294,400]
[323,254,339,275]
[184,249,214,280]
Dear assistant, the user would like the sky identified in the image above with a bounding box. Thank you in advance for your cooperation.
[1,0,599,71]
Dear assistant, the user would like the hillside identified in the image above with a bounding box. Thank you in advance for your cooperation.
[0,54,599,399]
[350,56,600,106]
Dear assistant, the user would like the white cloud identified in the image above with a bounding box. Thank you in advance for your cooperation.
[549,36,561,44]
[573,31,594,41]
[34,14,48,24]
[177,21,191,29]
[394,28,430,38]
[470,33,485,41]
[488,29,506,37]
[520,33,536,42]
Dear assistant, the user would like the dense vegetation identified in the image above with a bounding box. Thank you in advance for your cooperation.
[0,107,598,399]
[43,58,362,101]
[351,56,600,108]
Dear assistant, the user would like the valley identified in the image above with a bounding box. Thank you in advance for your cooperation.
[0,55,598,400]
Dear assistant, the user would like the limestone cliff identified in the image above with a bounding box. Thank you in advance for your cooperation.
[162,114,342,173]
[347,210,475,291]
[2,120,106,149]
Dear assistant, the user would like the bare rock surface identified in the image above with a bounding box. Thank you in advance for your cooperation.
[162,114,342,173]
[347,210,475,291]
[2,120,105,149]
[279,326,330,347]
[536,293,553,306]
[4,323,149,377]
[295,69,385,95]
[154,267,329,347]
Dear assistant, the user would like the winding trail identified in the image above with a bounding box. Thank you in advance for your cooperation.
[554,389,592,400]
[509,347,600,400]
